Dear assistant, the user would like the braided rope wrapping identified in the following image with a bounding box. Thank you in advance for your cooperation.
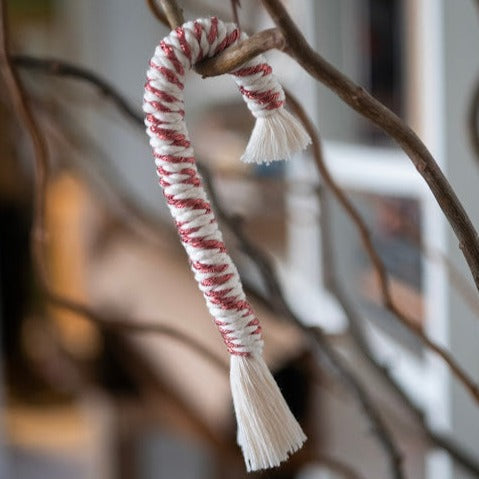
[143,17,309,471]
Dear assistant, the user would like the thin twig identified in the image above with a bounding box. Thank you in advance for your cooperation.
[283,89,479,404]
[230,0,241,32]
[12,54,143,125]
[151,2,472,465]
[320,188,479,478]
[146,0,169,27]
[159,0,184,28]
[48,291,228,372]
[401,216,479,321]
[283,88,479,476]
[435,247,479,319]
[110,333,234,456]
[0,1,50,293]
[196,28,284,77]
[1,0,473,473]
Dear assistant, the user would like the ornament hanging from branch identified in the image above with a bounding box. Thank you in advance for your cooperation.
[143,16,310,471]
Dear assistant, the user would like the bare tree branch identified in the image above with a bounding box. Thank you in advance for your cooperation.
[159,0,184,27]
[146,0,169,27]
[196,28,284,76]
[12,54,143,125]
[111,333,234,455]
[0,1,51,295]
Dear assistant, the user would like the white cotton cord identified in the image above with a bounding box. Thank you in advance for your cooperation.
[143,16,307,471]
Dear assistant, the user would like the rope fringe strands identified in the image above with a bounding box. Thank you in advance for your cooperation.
[143,16,310,471]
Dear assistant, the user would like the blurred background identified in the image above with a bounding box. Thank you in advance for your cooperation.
[1,0,479,478]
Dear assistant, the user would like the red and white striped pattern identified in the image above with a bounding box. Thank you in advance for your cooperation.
[143,17,287,357]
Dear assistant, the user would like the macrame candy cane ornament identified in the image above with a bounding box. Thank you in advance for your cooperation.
[143,17,310,471]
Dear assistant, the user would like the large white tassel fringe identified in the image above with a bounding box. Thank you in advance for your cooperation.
[241,108,312,165]
[230,354,307,471]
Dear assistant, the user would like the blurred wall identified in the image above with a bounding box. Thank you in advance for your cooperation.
[443,1,479,478]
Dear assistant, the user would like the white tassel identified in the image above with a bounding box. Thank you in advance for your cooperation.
[230,354,307,472]
[241,108,312,165]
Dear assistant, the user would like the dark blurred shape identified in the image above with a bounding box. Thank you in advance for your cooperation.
[365,0,404,143]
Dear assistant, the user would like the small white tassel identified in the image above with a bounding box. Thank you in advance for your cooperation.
[230,354,307,471]
[241,108,312,165]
